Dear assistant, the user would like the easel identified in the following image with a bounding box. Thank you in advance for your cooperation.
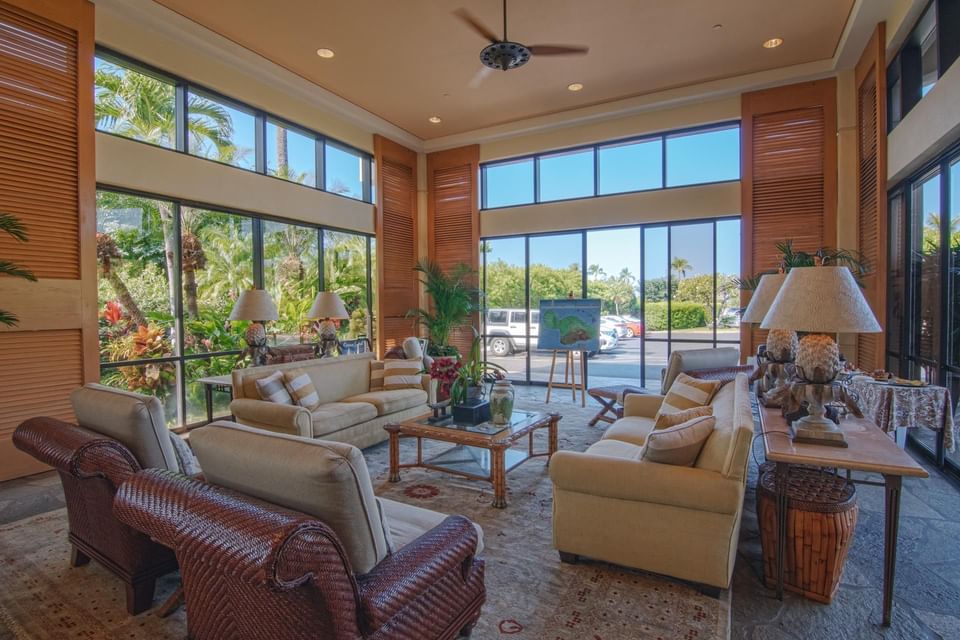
[545,350,586,407]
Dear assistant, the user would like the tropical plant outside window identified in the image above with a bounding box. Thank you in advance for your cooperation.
[267,120,316,187]
[264,221,319,345]
[324,231,371,339]
[95,58,176,148]
[187,90,256,171]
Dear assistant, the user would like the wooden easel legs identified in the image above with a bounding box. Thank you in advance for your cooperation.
[545,350,586,407]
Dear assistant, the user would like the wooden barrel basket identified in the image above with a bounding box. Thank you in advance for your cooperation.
[757,465,858,604]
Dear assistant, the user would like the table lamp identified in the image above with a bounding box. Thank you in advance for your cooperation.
[742,272,794,403]
[228,289,279,366]
[307,291,349,356]
[761,265,880,445]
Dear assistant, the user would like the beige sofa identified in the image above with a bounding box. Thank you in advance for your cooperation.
[549,373,754,590]
[230,353,432,449]
[660,346,740,392]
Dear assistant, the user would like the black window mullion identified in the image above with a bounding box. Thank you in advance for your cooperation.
[365,236,374,340]
[666,225,673,349]
[255,112,267,175]
[362,156,372,203]
[172,202,186,427]
[319,229,326,291]
[317,138,326,194]
[660,133,668,188]
[640,226,646,388]
[533,157,541,204]
[524,236,531,383]
[252,217,264,289]
[713,220,718,345]
[175,84,188,153]
[592,146,600,197]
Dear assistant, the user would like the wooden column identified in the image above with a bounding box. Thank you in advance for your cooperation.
[740,78,838,358]
[0,0,96,481]
[426,145,480,355]
[854,23,888,372]
[373,135,419,356]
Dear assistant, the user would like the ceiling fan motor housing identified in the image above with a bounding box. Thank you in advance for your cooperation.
[481,41,531,70]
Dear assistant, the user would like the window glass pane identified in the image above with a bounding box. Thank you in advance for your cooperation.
[95,57,176,148]
[598,139,662,194]
[324,231,370,339]
[538,149,594,202]
[100,363,178,428]
[187,91,256,170]
[184,356,237,426]
[482,238,526,381]
[264,222,319,346]
[529,234,583,383]
[670,222,714,333]
[587,228,641,386]
[715,219,741,339]
[949,160,960,366]
[325,143,365,200]
[96,191,177,363]
[643,227,668,390]
[266,121,316,186]
[180,207,254,354]
[911,173,941,361]
[666,126,740,186]
[484,159,534,208]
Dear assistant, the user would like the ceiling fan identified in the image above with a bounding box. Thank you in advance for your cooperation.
[455,0,589,75]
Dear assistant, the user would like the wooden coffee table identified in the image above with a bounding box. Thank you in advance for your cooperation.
[384,410,561,508]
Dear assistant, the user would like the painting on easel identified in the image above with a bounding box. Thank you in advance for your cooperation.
[537,299,602,352]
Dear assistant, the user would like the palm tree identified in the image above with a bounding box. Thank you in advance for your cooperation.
[96,232,147,327]
[671,256,691,279]
[95,63,236,318]
[0,213,36,326]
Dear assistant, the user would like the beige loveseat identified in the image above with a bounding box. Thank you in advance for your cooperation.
[550,373,754,590]
[230,353,432,449]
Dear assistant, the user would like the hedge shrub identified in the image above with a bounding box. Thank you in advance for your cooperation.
[644,302,708,331]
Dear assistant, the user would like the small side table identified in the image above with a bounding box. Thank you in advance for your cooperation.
[197,374,234,425]
[586,384,648,426]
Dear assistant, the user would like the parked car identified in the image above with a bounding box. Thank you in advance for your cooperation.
[609,315,644,338]
[485,308,539,356]
[599,330,618,352]
[718,308,741,328]
[601,316,630,339]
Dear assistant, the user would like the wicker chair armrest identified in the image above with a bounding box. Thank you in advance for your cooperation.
[357,515,482,631]
[113,468,208,548]
[13,416,141,486]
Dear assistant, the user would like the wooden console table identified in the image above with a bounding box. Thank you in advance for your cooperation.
[758,404,928,626]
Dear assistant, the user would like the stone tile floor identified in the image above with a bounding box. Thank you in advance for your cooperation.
[2,385,959,638]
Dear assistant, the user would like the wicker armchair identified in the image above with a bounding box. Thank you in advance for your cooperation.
[114,468,486,640]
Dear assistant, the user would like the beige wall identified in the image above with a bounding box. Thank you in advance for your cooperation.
[97,133,374,233]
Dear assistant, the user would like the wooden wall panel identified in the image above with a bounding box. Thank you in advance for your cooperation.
[427,145,480,356]
[855,24,888,372]
[740,79,838,357]
[374,135,418,355]
[0,0,95,481]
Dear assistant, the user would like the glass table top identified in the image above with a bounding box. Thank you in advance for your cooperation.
[414,410,541,436]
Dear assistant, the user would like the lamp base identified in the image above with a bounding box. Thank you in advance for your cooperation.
[793,414,848,447]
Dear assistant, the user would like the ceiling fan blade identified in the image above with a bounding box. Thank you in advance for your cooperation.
[453,8,500,44]
[529,44,590,56]
[468,66,494,89]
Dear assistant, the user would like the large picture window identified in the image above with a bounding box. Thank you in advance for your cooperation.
[96,187,376,430]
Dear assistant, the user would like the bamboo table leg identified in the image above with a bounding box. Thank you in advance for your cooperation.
[547,413,559,462]
[774,461,790,601]
[882,474,903,626]
[387,427,401,482]
[491,446,508,508]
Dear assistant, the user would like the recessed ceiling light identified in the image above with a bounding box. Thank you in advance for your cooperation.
[428,116,442,124]
[712,23,723,30]
[567,82,584,92]
[762,37,783,49]
[316,48,335,58]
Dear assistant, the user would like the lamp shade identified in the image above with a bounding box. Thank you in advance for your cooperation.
[760,266,880,333]
[228,289,278,322]
[741,273,786,323]
[306,291,349,320]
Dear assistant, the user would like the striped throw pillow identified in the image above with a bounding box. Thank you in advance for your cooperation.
[642,415,716,466]
[656,372,721,418]
[654,404,713,429]
[370,360,385,391]
[383,358,423,390]
[255,371,293,405]
[282,369,321,409]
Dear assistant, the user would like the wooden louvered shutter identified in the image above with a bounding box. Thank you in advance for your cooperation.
[0,0,96,481]
[854,24,888,371]
[427,145,480,356]
[374,135,418,355]
[740,79,838,357]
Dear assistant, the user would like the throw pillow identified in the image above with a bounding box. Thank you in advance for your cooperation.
[656,372,722,418]
[642,415,716,466]
[653,404,714,429]
[383,358,424,390]
[369,360,385,391]
[283,369,321,409]
[255,370,293,405]
[168,431,202,476]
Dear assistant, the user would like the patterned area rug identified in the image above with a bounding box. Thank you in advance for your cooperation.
[0,393,730,640]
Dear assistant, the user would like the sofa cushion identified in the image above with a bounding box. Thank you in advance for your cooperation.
[600,416,656,447]
[694,379,738,473]
[654,404,713,429]
[657,373,721,416]
[378,497,484,555]
[342,389,428,415]
[695,374,755,480]
[369,360,385,391]
[642,416,716,466]
[255,370,293,405]
[190,422,389,575]
[383,358,424,390]
[311,402,378,438]
[283,369,321,409]
[70,384,179,472]
[584,438,644,460]
[232,353,373,403]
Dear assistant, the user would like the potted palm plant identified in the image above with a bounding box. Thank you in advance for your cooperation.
[409,260,481,357]
[450,331,507,412]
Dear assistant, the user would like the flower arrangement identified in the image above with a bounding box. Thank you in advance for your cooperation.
[429,356,462,402]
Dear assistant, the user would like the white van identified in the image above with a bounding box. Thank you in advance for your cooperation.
[485,308,617,357]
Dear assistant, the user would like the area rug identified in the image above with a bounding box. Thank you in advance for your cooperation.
[0,394,730,640]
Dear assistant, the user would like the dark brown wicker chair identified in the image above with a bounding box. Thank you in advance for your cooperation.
[12,416,178,614]
[114,468,486,640]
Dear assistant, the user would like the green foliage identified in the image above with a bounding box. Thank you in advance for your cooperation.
[410,260,481,356]
[483,260,526,308]
[184,310,245,353]
[324,232,370,338]
[736,240,870,291]
[587,265,639,315]
[0,212,37,327]
[673,273,739,323]
[644,302,707,331]
[449,331,506,405]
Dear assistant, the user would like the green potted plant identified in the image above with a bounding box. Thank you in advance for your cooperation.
[409,260,481,357]
[450,330,507,405]
[0,212,36,327]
